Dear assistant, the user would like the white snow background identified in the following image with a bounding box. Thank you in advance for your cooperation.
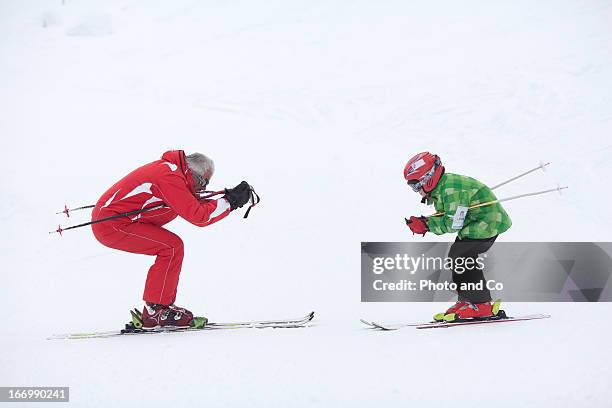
[1,0,611,406]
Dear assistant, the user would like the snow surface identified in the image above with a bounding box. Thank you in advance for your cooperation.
[1,0,612,406]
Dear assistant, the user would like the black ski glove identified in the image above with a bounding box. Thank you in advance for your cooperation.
[224,181,252,210]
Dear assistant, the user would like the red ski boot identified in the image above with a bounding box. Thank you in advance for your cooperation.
[444,300,501,322]
[141,303,194,329]
[433,300,468,321]
[167,304,194,320]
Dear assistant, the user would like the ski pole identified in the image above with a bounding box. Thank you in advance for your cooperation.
[427,186,568,218]
[57,190,224,218]
[51,187,258,236]
[490,161,550,190]
[197,190,225,199]
[56,204,96,217]
[50,204,167,236]
[242,186,260,219]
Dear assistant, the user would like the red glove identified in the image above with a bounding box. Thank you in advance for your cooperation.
[405,216,429,236]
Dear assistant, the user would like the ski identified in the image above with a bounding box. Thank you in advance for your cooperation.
[197,311,314,328]
[369,321,423,330]
[129,308,313,329]
[362,313,550,331]
[48,311,315,340]
[359,318,377,328]
[360,318,422,330]
[416,313,550,329]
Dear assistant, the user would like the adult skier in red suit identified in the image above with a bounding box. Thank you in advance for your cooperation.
[91,150,252,329]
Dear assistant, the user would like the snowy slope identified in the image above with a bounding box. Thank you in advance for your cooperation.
[1,0,611,406]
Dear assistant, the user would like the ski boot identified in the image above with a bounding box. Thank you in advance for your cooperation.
[124,305,207,333]
[167,304,194,320]
[164,304,208,329]
[163,304,208,328]
[433,300,468,322]
[141,303,195,330]
[443,299,503,322]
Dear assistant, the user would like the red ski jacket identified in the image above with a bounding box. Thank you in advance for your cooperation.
[92,150,231,227]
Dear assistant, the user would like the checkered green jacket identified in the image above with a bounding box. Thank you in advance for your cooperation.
[425,173,512,239]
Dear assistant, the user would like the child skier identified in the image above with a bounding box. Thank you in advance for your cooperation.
[403,152,512,322]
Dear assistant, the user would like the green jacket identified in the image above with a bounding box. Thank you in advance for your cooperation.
[426,173,512,239]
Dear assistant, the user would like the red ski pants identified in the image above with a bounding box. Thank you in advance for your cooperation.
[91,211,183,305]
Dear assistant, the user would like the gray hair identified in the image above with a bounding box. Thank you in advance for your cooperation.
[185,152,215,177]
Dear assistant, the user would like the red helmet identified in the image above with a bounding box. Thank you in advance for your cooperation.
[403,152,444,193]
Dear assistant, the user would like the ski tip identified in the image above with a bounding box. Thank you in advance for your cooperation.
[371,322,396,331]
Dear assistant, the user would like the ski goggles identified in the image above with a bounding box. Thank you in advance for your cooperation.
[194,173,209,190]
[406,158,440,192]
[407,180,423,192]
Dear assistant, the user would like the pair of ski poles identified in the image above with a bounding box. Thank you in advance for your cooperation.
[427,161,568,218]
[50,188,260,236]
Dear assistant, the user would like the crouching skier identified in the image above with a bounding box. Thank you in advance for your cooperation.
[403,152,512,322]
[91,150,253,330]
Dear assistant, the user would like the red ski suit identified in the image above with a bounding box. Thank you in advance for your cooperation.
[91,150,231,305]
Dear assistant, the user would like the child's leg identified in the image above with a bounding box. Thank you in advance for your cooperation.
[448,235,497,303]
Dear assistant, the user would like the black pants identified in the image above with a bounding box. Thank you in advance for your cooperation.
[448,235,497,304]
